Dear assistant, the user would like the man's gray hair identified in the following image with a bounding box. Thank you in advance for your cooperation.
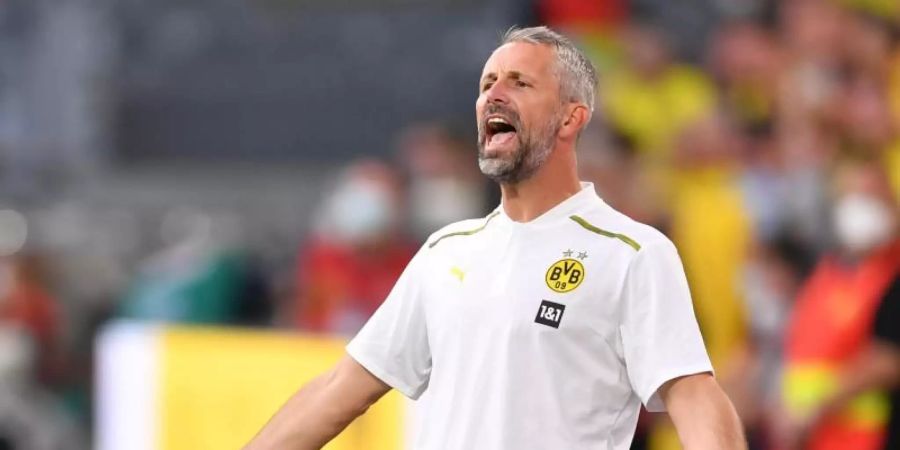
[501,26,599,114]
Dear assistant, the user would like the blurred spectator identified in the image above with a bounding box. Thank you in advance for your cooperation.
[833,15,895,162]
[602,23,717,159]
[577,124,667,228]
[0,328,85,450]
[884,19,900,201]
[780,161,900,450]
[772,0,847,251]
[537,0,628,32]
[119,208,251,324]
[395,124,488,242]
[709,20,782,132]
[738,235,814,448]
[841,13,893,81]
[778,0,846,112]
[645,112,752,450]
[2,0,900,448]
[0,253,61,387]
[868,264,900,450]
[294,160,416,335]
[738,124,794,243]
[776,0,845,155]
[670,113,751,371]
[886,32,900,201]
[837,0,900,21]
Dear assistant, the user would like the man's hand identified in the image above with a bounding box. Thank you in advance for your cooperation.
[244,355,391,450]
[661,373,747,450]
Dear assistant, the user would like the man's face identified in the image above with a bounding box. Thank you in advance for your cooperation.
[476,42,563,184]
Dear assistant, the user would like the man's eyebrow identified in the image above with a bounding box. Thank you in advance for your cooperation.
[507,71,526,80]
[481,71,533,84]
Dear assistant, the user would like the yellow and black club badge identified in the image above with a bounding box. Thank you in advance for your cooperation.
[545,255,586,293]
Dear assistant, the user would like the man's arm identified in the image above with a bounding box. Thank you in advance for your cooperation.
[244,355,391,450]
[661,373,747,450]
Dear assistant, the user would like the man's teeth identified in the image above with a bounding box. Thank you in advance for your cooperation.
[488,118,509,126]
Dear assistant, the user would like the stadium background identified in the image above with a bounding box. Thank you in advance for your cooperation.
[0,0,899,448]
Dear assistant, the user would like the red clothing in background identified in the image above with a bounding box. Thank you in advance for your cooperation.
[0,278,60,383]
[295,238,416,334]
[537,0,627,30]
[784,240,900,450]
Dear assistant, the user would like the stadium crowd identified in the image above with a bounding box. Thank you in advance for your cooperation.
[0,0,898,449]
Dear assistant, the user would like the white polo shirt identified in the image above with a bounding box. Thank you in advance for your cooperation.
[347,182,712,450]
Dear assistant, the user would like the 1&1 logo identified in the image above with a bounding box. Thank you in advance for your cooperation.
[544,258,585,293]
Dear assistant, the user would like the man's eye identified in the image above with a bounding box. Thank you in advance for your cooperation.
[481,83,493,92]
[515,80,529,88]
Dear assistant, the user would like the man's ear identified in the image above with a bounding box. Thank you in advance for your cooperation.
[558,104,590,140]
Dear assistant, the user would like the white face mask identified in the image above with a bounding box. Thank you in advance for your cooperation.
[326,181,395,244]
[410,178,482,238]
[832,193,895,254]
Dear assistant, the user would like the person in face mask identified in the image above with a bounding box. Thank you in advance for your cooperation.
[832,184,897,258]
[779,161,900,450]
[393,123,489,241]
[294,161,417,335]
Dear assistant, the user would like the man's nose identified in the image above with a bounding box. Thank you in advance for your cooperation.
[484,82,509,105]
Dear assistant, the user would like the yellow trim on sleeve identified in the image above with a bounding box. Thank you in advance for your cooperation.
[427,211,500,249]
[569,215,641,251]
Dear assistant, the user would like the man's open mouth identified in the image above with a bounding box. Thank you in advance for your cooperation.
[485,116,518,149]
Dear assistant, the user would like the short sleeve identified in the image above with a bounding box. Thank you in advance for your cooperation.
[346,245,431,399]
[874,276,900,345]
[619,240,713,412]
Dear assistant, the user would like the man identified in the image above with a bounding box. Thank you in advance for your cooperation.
[246,26,745,450]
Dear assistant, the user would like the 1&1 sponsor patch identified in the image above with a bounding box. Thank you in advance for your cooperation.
[534,300,566,328]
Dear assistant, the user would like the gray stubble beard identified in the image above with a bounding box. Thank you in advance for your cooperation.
[477,117,560,185]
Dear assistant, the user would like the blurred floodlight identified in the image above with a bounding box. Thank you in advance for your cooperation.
[0,210,27,256]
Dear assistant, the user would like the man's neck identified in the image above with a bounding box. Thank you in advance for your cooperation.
[499,146,582,223]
